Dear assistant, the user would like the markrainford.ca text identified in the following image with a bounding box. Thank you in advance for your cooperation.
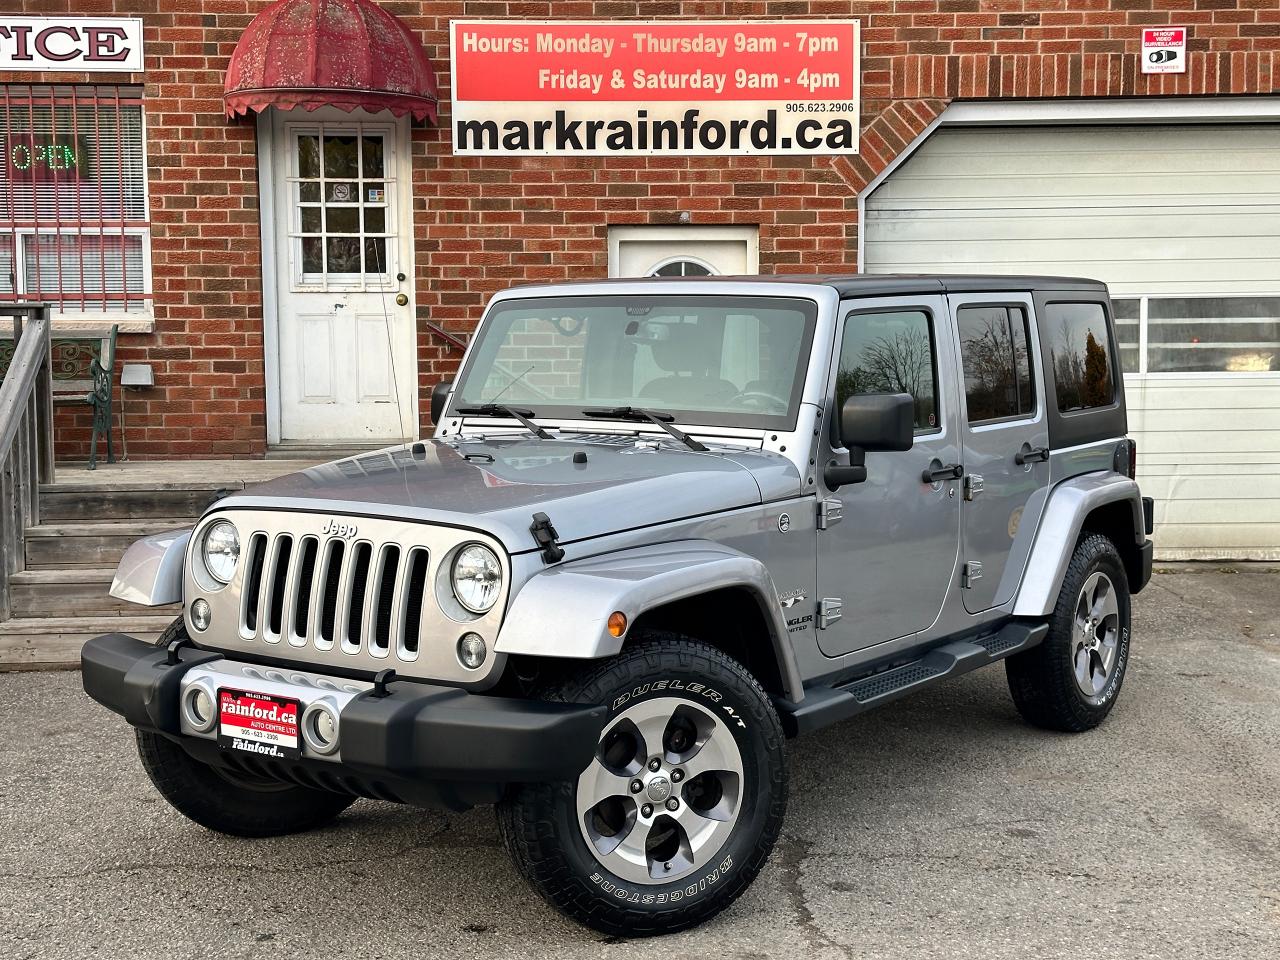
[456,108,856,152]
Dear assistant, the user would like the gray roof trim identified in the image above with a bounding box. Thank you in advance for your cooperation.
[497,273,1108,299]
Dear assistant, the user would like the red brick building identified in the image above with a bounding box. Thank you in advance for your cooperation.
[1,1,1278,557]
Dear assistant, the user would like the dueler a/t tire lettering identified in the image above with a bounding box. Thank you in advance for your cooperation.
[497,633,787,937]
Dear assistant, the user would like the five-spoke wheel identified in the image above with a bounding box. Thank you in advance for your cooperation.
[576,696,743,884]
[1072,571,1121,701]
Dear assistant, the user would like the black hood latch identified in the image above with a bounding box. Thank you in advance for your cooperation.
[530,512,565,564]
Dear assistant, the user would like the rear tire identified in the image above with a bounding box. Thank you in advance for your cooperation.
[497,633,787,936]
[1006,533,1132,732]
[136,730,355,837]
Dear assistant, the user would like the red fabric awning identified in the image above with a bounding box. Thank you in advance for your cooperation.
[223,0,439,123]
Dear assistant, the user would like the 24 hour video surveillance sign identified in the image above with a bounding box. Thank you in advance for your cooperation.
[450,20,860,156]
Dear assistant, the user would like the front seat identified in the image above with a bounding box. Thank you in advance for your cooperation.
[639,324,737,406]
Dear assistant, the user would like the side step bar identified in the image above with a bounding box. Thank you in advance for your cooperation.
[777,621,1048,737]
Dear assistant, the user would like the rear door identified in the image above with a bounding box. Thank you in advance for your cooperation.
[948,293,1051,612]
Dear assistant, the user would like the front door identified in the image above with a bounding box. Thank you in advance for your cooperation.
[816,296,963,657]
[267,110,417,444]
[948,294,1052,613]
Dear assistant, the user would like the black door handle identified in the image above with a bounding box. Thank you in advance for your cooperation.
[1015,444,1051,466]
[922,460,964,483]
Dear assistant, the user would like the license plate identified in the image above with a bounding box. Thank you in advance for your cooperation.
[217,688,301,760]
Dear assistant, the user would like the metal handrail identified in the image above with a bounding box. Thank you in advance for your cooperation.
[0,304,53,621]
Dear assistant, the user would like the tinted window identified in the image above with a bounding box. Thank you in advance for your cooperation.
[956,305,1035,423]
[837,310,940,434]
[1046,302,1115,412]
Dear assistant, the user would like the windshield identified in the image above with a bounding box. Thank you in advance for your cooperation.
[452,295,818,430]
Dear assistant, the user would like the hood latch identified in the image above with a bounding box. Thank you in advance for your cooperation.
[530,512,565,564]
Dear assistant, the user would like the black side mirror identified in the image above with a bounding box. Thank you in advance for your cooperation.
[430,380,453,424]
[825,393,915,488]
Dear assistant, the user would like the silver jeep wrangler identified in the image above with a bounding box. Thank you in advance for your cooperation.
[83,275,1153,936]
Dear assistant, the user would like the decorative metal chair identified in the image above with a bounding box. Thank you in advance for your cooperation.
[50,325,119,470]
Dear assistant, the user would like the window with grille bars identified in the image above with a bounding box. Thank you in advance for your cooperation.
[0,84,150,313]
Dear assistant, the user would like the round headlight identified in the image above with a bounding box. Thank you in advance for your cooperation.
[202,520,240,585]
[451,544,502,614]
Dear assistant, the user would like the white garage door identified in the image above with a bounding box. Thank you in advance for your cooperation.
[864,124,1280,560]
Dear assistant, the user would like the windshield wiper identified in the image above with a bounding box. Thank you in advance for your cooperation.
[583,406,708,452]
[455,404,552,440]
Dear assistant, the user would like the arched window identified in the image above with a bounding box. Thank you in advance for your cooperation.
[648,256,715,278]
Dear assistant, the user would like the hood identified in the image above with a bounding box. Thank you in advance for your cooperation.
[221,435,801,553]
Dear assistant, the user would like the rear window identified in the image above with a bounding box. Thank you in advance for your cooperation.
[1045,302,1116,413]
[955,305,1035,423]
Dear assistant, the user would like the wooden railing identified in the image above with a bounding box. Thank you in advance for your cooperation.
[0,304,54,621]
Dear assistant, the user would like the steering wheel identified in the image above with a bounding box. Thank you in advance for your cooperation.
[728,390,788,412]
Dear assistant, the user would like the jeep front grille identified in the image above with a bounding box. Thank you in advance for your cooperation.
[240,535,427,659]
[189,511,509,683]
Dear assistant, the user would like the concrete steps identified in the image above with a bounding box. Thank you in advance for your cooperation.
[8,567,183,618]
[25,519,190,568]
[0,458,322,670]
[39,482,227,522]
[0,614,176,670]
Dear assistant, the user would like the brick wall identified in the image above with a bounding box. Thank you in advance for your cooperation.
[4,0,1278,458]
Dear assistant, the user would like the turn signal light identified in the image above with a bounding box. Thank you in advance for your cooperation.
[608,611,627,638]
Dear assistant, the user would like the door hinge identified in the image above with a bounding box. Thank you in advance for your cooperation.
[817,497,843,530]
[818,597,843,629]
[962,560,983,588]
[964,473,984,501]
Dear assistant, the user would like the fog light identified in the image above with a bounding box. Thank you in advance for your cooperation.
[182,684,217,733]
[301,700,340,756]
[457,632,487,670]
[191,598,212,632]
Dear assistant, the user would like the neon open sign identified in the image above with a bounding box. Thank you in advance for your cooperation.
[5,135,90,181]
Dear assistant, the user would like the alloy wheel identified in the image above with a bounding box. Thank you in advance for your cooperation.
[1072,571,1121,699]
[575,696,744,885]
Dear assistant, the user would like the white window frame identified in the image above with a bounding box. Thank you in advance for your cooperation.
[1111,292,1280,381]
[0,83,154,330]
[283,118,399,294]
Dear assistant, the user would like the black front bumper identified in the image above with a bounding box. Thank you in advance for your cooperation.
[81,633,608,811]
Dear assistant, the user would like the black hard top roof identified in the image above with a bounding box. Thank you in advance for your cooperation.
[508,273,1108,297]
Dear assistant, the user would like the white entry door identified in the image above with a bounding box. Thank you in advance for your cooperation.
[266,109,417,444]
[609,225,758,277]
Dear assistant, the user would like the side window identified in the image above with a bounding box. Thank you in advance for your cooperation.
[1045,302,1116,412]
[836,310,940,434]
[955,305,1035,424]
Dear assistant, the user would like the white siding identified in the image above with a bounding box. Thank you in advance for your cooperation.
[865,124,1280,559]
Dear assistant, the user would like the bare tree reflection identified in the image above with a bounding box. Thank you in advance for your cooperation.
[837,327,936,429]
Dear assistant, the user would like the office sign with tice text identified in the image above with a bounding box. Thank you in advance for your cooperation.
[0,17,144,72]
[450,20,860,156]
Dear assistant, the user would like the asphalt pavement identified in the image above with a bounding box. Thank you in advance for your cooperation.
[2,565,1278,960]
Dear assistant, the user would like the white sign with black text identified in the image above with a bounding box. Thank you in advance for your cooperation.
[1141,27,1187,75]
[0,17,144,73]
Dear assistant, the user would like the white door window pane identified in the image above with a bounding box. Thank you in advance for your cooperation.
[1112,298,1140,374]
[1147,297,1280,373]
[292,126,394,287]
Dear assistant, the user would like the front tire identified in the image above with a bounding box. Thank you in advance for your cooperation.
[498,634,787,936]
[1006,533,1132,732]
[136,730,355,837]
